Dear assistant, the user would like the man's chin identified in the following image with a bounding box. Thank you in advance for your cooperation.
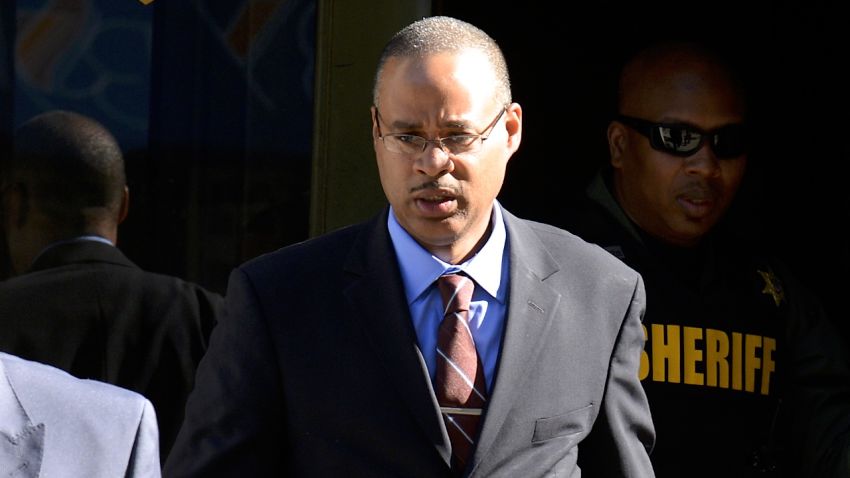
[667,221,713,247]
[408,223,460,247]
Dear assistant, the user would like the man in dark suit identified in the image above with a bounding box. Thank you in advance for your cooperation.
[164,16,655,477]
[0,110,223,459]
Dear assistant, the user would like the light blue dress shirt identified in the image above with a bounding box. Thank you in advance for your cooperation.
[387,203,509,391]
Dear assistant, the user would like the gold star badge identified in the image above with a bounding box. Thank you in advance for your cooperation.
[139,0,155,4]
[757,269,785,307]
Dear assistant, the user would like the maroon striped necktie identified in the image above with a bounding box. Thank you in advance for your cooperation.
[435,273,487,475]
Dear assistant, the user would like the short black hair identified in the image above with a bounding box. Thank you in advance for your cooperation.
[373,16,512,107]
[8,110,126,227]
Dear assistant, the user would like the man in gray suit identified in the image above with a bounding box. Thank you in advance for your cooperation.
[0,352,160,477]
[165,16,655,477]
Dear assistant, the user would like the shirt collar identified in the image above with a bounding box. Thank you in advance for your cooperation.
[30,235,114,270]
[387,202,507,304]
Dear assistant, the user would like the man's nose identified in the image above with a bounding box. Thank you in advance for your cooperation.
[415,141,454,177]
[683,143,721,178]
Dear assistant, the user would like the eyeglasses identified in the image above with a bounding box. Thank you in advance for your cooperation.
[616,114,748,159]
[375,107,507,156]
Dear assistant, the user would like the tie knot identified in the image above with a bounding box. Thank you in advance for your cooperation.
[438,273,474,316]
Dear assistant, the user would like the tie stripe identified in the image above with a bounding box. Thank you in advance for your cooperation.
[445,415,475,444]
[442,275,471,316]
[435,348,487,402]
[435,273,486,475]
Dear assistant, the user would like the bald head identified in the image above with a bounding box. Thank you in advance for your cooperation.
[618,42,746,120]
[373,16,512,108]
[9,110,127,229]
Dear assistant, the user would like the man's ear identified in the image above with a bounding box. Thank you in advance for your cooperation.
[370,106,380,140]
[608,120,628,169]
[504,103,522,156]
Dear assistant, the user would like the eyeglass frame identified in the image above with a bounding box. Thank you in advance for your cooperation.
[615,114,748,159]
[374,106,508,156]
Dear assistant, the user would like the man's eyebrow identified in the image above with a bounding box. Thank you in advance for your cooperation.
[443,119,471,129]
[385,118,420,130]
[386,118,473,131]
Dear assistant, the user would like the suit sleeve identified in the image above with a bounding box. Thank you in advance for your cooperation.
[126,398,162,478]
[583,274,656,477]
[163,268,286,477]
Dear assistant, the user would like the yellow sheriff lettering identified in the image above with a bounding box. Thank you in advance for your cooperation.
[761,337,776,395]
[683,326,704,386]
[733,332,743,390]
[745,334,762,392]
[641,324,776,396]
[651,324,680,383]
[705,328,729,388]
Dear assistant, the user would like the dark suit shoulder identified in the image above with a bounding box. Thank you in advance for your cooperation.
[239,220,367,280]
[15,241,223,304]
[134,268,224,305]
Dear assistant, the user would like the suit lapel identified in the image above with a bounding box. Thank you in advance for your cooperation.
[0,424,44,478]
[471,210,562,472]
[0,359,44,477]
[342,210,452,465]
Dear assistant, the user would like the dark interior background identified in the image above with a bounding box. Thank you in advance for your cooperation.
[0,0,316,292]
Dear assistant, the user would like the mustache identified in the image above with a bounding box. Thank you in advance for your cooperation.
[409,180,461,195]
[676,181,719,201]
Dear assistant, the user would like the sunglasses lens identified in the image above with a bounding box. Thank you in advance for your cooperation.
[622,115,748,159]
[654,126,702,155]
[712,125,747,158]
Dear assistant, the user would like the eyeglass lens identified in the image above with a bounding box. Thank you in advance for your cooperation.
[384,134,479,155]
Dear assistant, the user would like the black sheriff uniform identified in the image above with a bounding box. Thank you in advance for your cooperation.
[564,171,850,478]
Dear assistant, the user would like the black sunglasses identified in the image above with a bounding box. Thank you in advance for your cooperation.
[616,114,748,159]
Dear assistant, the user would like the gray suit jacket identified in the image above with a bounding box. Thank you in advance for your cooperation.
[164,207,655,477]
[0,353,161,477]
